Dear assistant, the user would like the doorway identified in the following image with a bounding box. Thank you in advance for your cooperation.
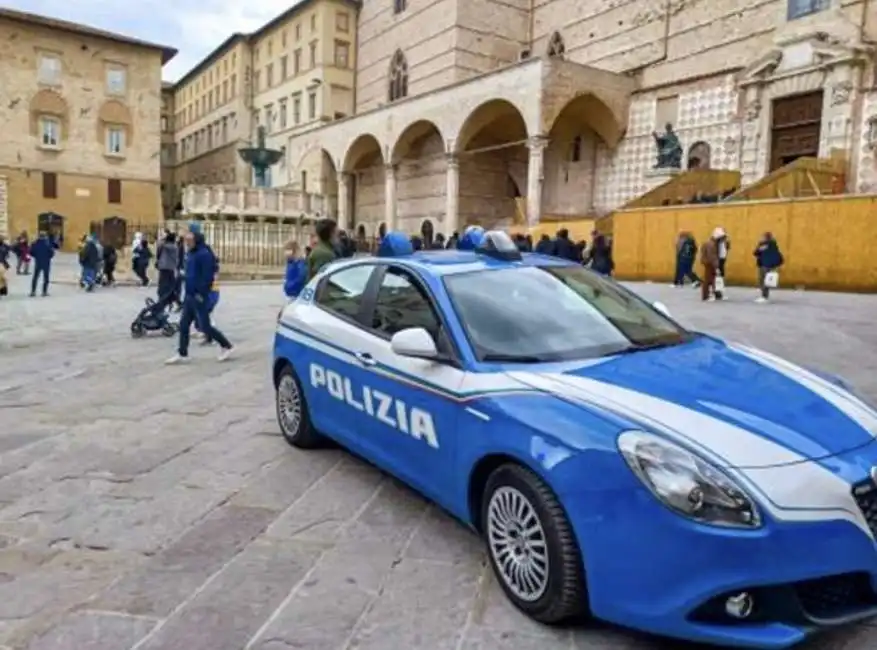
[770,91,823,171]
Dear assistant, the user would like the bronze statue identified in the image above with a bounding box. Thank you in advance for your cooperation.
[652,123,683,169]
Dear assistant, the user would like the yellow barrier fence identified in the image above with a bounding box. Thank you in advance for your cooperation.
[612,195,877,292]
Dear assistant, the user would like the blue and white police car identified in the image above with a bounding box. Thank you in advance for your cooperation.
[272,227,877,648]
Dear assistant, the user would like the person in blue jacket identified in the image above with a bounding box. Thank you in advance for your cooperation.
[165,230,234,364]
[29,231,55,297]
[753,231,784,303]
[283,241,307,298]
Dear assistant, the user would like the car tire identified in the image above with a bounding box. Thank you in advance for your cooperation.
[275,364,323,449]
[482,463,588,624]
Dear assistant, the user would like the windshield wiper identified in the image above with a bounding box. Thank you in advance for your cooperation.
[614,340,682,355]
[481,353,546,363]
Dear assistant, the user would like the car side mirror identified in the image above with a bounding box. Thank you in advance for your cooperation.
[652,301,671,318]
[390,327,439,359]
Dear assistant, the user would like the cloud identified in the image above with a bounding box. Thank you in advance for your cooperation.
[4,0,304,81]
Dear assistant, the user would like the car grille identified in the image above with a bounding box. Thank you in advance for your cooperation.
[852,479,877,537]
[794,573,877,621]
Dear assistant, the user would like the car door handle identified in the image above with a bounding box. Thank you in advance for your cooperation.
[354,352,376,366]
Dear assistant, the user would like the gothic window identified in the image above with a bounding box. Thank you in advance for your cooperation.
[547,32,565,59]
[394,0,406,13]
[388,50,408,102]
[787,0,829,20]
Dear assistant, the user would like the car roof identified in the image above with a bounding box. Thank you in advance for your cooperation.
[329,250,577,277]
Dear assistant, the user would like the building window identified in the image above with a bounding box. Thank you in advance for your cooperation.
[570,136,582,162]
[281,55,288,79]
[394,0,406,13]
[308,92,316,120]
[293,96,301,123]
[38,54,61,85]
[279,99,288,128]
[264,105,273,132]
[231,74,236,96]
[39,116,60,148]
[547,32,565,58]
[311,14,316,31]
[106,67,126,95]
[787,0,829,19]
[337,12,349,32]
[268,40,273,56]
[335,41,350,68]
[223,80,228,102]
[108,178,121,204]
[388,50,408,102]
[282,30,287,48]
[106,126,125,155]
[294,50,301,74]
[161,116,168,132]
[254,70,261,92]
[309,42,317,68]
[42,172,57,199]
[295,23,301,40]
[266,63,274,87]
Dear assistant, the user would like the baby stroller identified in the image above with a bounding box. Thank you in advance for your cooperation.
[130,297,179,338]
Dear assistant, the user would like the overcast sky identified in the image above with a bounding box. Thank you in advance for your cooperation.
[7,0,300,81]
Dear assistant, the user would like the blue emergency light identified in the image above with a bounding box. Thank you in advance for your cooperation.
[377,231,414,257]
[456,226,485,250]
[476,230,522,261]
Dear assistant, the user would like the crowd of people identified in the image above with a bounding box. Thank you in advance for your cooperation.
[674,227,785,303]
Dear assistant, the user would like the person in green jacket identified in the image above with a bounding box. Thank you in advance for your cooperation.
[307,218,339,279]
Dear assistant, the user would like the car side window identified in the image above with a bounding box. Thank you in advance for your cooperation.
[315,265,373,321]
[372,267,441,340]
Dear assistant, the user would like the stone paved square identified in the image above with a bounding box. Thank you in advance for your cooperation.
[1,271,876,649]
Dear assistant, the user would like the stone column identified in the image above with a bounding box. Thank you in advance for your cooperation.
[338,173,350,231]
[384,164,397,231]
[526,136,547,226]
[445,154,459,237]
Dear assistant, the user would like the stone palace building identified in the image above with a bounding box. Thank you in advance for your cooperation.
[262,0,877,240]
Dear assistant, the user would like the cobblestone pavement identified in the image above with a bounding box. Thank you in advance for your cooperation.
[0,274,876,650]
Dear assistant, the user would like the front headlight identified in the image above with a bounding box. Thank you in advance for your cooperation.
[618,431,761,528]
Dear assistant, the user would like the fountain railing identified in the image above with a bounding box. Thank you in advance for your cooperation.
[183,185,327,219]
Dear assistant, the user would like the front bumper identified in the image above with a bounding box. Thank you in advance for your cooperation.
[565,486,877,648]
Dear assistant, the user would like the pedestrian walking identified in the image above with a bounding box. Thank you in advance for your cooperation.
[307,218,339,279]
[699,229,722,302]
[715,227,731,277]
[165,230,233,364]
[13,232,29,275]
[283,241,307,298]
[79,234,100,291]
[672,231,701,287]
[753,232,784,303]
[155,230,179,303]
[29,231,54,297]
[0,235,9,297]
[102,243,117,286]
[131,232,150,286]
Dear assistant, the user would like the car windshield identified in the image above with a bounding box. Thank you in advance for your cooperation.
[443,265,694,362]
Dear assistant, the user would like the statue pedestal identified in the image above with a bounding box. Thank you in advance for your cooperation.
[644,167,682,181]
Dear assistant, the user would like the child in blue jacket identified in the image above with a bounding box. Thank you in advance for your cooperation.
[284,241,307,298]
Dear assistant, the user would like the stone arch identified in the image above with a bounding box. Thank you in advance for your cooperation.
[687,141,711,169]
[342,133,384,173]
[544,92,625,148]
[297,147,337,201]
[455,99,529,153]
[547,32,565,58]
[390,119,444,164]
[29,89,69,141]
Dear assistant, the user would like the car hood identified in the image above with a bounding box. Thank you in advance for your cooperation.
[506,336,877,469]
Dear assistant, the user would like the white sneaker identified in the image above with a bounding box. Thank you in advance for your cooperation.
[217,347,233,362]
[755,297,768,303]
[707,296,716,302]
[192,331,205,340]
[165,354,189,365]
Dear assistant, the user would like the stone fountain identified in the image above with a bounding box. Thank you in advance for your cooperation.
[238,126,283,187]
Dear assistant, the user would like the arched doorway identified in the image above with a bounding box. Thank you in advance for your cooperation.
[343,134,384,235]
[456,99,528,229]
[544,92,624,214]
[99,216,127,249]
[391,120,445,234]
[687,141,711,169]
[37,212,65,246]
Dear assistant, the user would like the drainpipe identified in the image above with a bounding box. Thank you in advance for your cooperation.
[527,0,535,52]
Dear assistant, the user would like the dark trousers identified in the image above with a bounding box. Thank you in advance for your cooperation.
[133,261,149,286]
[701,265,716,301]
[104,265,115,285]
[16,256,29,274]
[718,258,727,277]
[157,269,176,303]
[31,264,49,295]
[178,297,231,356]
[673,259,700,285]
